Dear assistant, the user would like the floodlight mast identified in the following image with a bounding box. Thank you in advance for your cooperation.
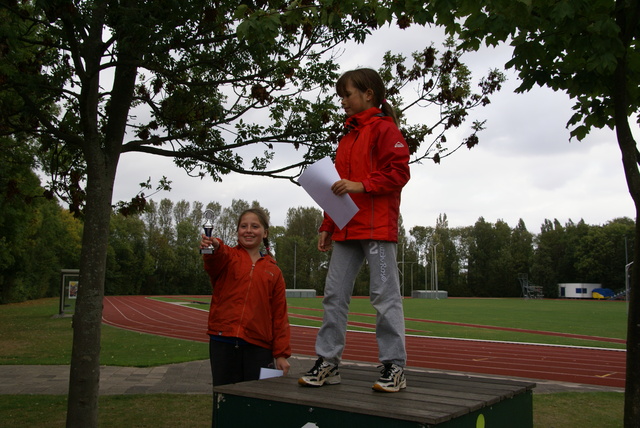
[626,261,633,313]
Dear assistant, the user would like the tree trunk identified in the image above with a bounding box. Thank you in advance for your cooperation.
[611,43,640,428]
[65,164,117,428]
[623,154,640,426]
[62,7,140,422]
[612,2,640,425]
[618,116,640,428]
[627,223,640,428]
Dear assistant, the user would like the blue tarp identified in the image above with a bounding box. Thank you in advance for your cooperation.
[592,288,615,298]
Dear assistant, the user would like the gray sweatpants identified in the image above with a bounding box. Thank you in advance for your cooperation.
[315,240,407,367]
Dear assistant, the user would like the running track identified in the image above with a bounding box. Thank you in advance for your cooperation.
[102,295,626,389]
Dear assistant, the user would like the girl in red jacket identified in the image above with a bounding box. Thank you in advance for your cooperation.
[201,208,291,386]
[299,68,410,392]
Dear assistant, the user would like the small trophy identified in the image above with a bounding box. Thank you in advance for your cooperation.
[200,209,215,254]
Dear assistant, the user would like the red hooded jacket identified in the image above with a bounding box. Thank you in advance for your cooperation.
[203,243,291,359]
[319,107,410,242]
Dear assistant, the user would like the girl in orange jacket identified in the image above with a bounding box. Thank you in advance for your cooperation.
[299,68,409,393]
[201,208,291,386]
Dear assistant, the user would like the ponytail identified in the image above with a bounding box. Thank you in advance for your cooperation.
[263,237,272,256]
[380,99,399,126]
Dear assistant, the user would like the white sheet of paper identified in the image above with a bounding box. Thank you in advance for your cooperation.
[259,367,284,379]
[298,157,359,230]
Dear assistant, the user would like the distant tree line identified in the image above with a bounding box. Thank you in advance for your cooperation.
[407,214,634,299]
[1,186,635,302]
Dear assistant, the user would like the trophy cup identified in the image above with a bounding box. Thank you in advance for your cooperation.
[200,209,215,254]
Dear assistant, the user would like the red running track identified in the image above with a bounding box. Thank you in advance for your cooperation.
[102,296,626,389]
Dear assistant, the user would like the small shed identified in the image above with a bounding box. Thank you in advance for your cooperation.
[558,283,601,299]
[286,289,316,298]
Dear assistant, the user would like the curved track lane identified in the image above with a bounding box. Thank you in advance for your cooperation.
[102,296,626,388]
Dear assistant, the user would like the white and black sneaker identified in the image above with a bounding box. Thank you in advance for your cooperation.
[372,363,406,392]
[298,357,341,387]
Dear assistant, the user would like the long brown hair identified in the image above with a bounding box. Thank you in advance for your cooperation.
[336,68,399,125]
[237,208,272,255]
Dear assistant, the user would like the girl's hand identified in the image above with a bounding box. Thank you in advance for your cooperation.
[331,179,364,196]
[200,235,219,250]
[275,357,290,376]
[318,231,332,252]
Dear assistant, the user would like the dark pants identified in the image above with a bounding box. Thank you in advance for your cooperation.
[209,338,274,427]
[209,337,273,386]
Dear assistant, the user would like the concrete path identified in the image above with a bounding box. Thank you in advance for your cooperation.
[0,355,624,396]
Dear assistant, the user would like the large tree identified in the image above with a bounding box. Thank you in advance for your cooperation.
[417,0,639,424]
[1,1,505,426]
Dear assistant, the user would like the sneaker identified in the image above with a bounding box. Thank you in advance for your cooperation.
[372,363,406,392]
[298,357,341,387]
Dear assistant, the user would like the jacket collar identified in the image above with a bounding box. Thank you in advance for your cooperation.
[344,107,383,132]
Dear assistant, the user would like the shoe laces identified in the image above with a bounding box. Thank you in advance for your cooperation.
[378,363,397,378]
[309,357,326,375]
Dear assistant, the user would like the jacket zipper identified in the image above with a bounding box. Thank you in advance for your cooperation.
[369,140,375,240]
[235,261,256,346]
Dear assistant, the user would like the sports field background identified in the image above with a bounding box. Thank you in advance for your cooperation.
[0,297,626,427]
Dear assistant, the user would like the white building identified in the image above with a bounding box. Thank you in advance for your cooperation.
[558,283,601,299]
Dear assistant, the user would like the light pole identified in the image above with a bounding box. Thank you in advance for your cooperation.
[398,261,417,297]
[626,261,633,313]
[432,243,440,299]
[425,262,428,291]
[401,242,406,294]
[410,262,416,297]
[423,246,429,291]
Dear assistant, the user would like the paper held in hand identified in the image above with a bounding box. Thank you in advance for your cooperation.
[298,157,359,230]
[259,367,284,379]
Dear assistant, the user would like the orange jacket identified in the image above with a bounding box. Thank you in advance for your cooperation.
[320,107,410,242]
[203,243,291,359]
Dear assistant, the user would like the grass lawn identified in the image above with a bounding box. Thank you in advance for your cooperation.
[0,391,624,428]
[157,295,628,348]
[0,298,208,366]
[0,297,627,427]
[0,394,211,428]
[287,296,627,349]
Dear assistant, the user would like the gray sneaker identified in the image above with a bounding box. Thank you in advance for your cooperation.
[372,363,406,392]
[298,357,341,387]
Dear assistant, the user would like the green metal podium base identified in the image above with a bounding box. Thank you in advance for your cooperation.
[213,365,535,428]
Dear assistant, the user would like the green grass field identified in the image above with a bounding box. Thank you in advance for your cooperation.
[286,297,628,349]
[160,295,628,348]
[0,298,209,366]
[0,297,626,427]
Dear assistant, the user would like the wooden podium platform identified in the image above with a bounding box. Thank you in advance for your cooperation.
[213,365,535,427]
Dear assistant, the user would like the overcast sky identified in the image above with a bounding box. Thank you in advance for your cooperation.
[112,25,636,234]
